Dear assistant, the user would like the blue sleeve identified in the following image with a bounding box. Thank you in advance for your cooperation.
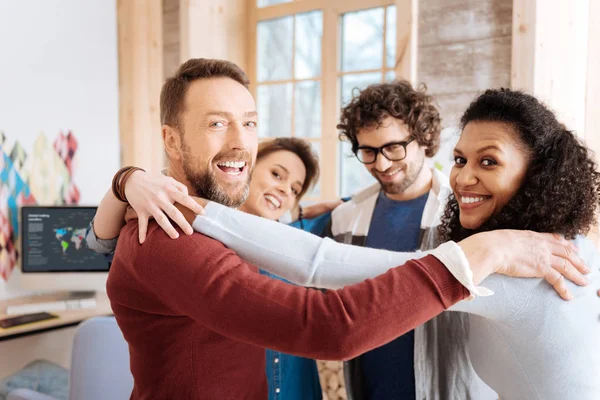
[85,219,118,257]
[288,212,333,237]
[288,197,350,237]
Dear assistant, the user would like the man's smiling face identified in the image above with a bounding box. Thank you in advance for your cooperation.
[175,77,259,207]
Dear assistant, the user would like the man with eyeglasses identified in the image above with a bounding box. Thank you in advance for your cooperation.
[322,80,496,400]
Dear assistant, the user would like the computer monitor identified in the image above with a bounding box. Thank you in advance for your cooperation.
[19,206,110,292]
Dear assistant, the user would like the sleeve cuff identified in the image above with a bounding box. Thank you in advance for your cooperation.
[429,241,494,300]
[85,219,119,254]
[192,201,225,231]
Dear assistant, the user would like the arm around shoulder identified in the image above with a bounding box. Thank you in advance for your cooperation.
[142,232,467,360]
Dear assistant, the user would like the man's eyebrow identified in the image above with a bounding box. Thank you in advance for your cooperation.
[204,110,257,119]
[205,110,233,118]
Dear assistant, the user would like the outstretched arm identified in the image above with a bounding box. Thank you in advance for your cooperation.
[193,202,437,289]
[131,228,468,360]
[190,201,589,300]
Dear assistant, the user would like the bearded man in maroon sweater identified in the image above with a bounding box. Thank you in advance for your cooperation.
[105,59,586,399]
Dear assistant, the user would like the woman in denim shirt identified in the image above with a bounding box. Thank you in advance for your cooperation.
[88,137,341,400]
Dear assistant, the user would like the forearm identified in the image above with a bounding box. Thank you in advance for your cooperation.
[85,219,119,254]
[152,236,468,360]
[268,255,467,360]
[194,202,454,289]
[93,188,129,239]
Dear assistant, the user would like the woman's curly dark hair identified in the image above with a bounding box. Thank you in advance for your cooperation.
[439,88,600,243]
[337,80,441,157]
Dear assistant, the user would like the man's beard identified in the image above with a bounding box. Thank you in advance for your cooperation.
[375,153,425,195]
[181,148,251,208]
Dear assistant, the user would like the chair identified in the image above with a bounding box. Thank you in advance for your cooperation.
[8,316,133,400]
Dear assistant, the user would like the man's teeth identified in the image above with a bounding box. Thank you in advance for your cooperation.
[218,161,246,168]
[461,196,486,204]
[264,194,281,209]
[382,169,401,176]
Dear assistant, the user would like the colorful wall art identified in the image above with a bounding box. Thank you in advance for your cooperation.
[0,0,120,289]
[0,131,81,280]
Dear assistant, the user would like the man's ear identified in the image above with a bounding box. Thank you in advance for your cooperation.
[163,125,183,161]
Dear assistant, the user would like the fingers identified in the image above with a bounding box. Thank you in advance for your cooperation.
[542,267,572,301]
[543,233,576,253]
[149,205,179,240]
[138,216,148,245]
[159,199,193,236]
[547,238,591,278]
[548,253,588,288]
[171,189,205,215]
[170,178,189,195]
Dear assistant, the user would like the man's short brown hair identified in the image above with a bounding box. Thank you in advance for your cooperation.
[160,58,250,130]
[337,80,441,157]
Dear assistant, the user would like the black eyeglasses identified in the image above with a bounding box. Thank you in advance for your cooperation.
[355,137,415,164]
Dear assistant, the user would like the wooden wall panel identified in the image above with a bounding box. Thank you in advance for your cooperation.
[510,0,535,92]
[432,91,478,128]
[180,0,249,72]
[161,0,250,79]
[585,0,600,147]
[417,0,512,128]
[586,0,600,246]
[163,0,180,79]
[512,0,590,136]
[395,0,418,83]
[419,36,511,96]
[533,1,589,136]
[117,0,165,173]
[419,0,512,47]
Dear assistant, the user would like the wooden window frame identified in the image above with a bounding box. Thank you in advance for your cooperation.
[248,0,416,201]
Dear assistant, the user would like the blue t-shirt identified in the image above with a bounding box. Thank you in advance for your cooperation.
[362,191,429,399]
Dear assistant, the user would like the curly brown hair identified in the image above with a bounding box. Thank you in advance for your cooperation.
[337,80,441,157]
[439,88,600,242]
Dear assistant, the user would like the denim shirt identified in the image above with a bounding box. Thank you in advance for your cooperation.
[260,269,322,400]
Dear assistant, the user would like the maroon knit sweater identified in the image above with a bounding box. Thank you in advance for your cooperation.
[107,221,467,399]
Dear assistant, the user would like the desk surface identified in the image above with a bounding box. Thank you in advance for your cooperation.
[0,292,113,341]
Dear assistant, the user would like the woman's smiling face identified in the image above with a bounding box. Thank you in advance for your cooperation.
[450,121,532,230]
[241,149,306,221]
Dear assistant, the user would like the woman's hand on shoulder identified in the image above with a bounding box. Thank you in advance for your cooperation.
[124,171,205,244]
